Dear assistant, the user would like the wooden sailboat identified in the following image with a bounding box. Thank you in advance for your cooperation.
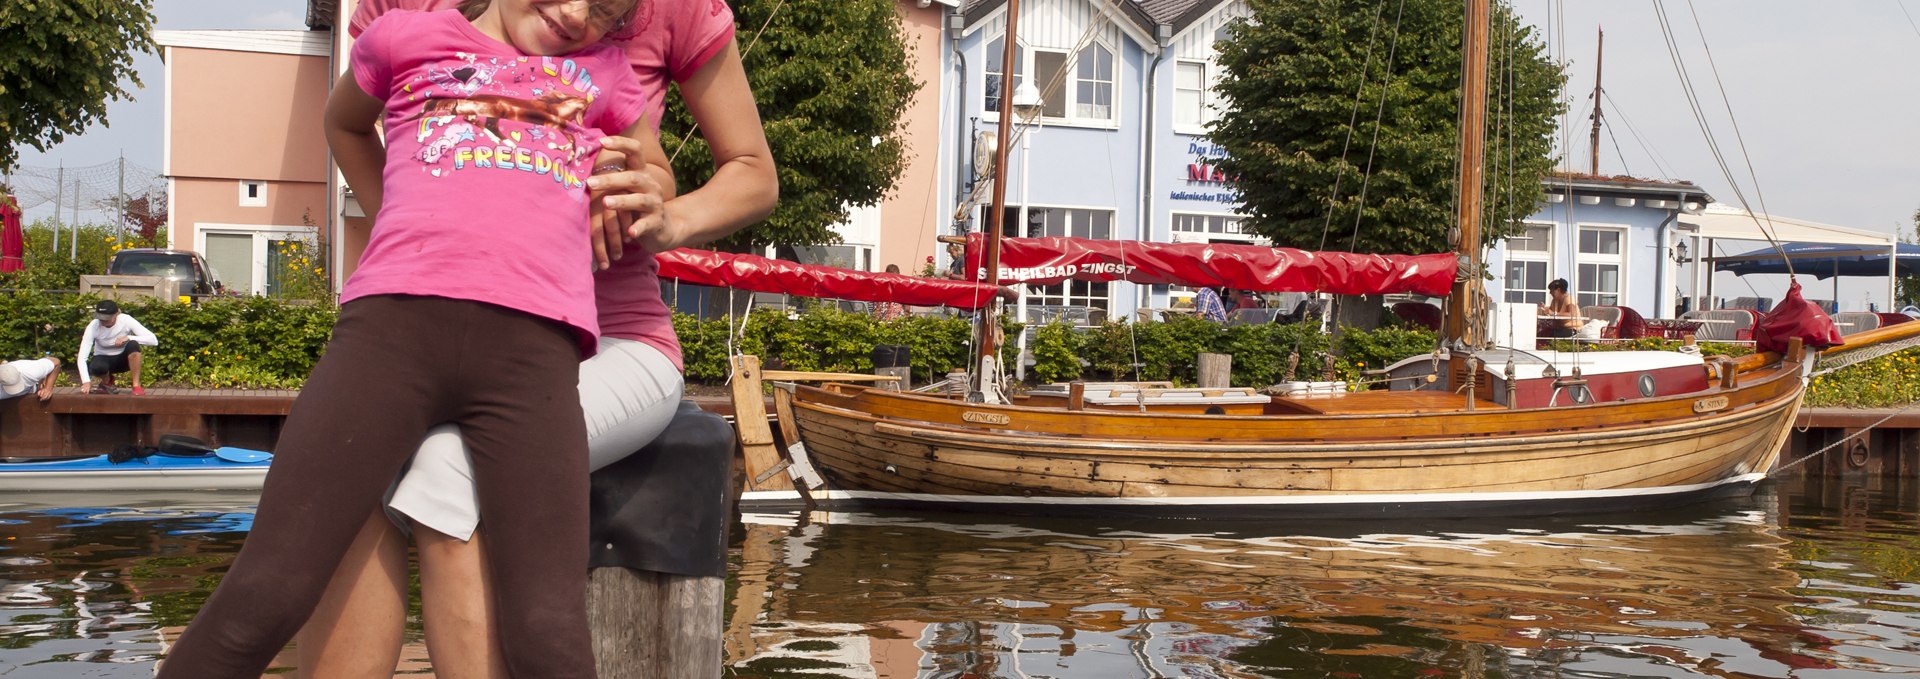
[760,0,1902,517]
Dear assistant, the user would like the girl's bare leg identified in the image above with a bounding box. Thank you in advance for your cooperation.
[417,524,509,679]
[296,511,409,679]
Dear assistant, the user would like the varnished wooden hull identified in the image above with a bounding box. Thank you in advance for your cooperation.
[780,362,1806,518]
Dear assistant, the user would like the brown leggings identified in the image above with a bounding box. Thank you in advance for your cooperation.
[156,295,593,678]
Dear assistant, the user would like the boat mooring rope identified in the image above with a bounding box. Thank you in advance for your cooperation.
[1767,397,1920,477]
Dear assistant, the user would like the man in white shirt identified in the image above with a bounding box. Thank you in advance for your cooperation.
[78,300,159,396]
[0,356,60,403]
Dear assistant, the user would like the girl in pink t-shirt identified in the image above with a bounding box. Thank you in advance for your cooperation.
[298,1,776,676]
[157,2,668,677]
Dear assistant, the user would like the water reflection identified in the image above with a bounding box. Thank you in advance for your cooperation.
[727,479,1920,678]
[2,480,1919,677]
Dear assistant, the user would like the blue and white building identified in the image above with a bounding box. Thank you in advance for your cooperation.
[911,1,1894,324]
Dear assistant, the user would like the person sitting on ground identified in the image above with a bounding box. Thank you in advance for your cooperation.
[1193,286,1228,323]
[1538,279,1583,338]
[78,300,157,395]
[0,355,60,403]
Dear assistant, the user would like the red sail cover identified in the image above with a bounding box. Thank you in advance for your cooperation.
[655,249,1006,310]
[963,234,1458,296]
[1753,280,1844,353]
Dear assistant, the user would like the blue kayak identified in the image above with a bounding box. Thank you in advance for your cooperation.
[0,448,273,492]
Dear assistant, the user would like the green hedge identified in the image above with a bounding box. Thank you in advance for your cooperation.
[0,292,335,388]
[7,286,1908,406]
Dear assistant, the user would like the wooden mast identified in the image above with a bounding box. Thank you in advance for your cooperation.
[1589,27,1604,176]
[971,0,1024,399]
[1444,0,1491,348]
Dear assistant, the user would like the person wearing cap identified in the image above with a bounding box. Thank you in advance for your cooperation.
[0,355,60,403]
[78,300,158,396]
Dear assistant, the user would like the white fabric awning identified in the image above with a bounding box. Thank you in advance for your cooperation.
[1678,203,1894,247]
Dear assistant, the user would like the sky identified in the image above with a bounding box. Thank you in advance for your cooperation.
[15,0,1917,305]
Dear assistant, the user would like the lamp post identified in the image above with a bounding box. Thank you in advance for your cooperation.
[1011,82,1042,382]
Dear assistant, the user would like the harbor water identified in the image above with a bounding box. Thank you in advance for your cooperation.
[2,475,1918,677]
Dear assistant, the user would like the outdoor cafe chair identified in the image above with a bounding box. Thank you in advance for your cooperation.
[1681,309,1759,342]
[1831,311,1882,335]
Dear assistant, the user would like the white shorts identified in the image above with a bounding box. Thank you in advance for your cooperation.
[385,337,684,540]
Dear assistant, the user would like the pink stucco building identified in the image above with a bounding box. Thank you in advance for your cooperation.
[154,31,333,295]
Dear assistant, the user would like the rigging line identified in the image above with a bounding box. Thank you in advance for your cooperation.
[1652,1,1787,265]
[1295,0,1390,368]
[1601,91,1675,178]
[956,8,1114,217]
[1097,97,1141,382]
[668,0,789,165]
[1603,113,1632,177]
[1900,0,1920,40]
[1345,0,1409,253]
[1767,396,1920,476]
[1314,0,1391,252]
[1681,0,1790,268]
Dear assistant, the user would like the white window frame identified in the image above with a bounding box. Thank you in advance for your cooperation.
[1503,221,1554,305]
[1575,223,1628,308]
[193,222,318,296]
[1005,205,1115,314]
[983,38,1120,129]
[237,180,267,207]
[1173,60,1217,134]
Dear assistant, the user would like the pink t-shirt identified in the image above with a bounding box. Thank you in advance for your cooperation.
[351,0,737,370]
[342,10,649,356]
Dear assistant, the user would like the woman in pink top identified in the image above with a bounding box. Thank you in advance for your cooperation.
[296,1,778,676]
[158,2,671,676]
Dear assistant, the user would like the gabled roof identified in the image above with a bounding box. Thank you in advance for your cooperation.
[1543,173,1713,201]
[963,0,1161,46]
[1134,0,1232,35]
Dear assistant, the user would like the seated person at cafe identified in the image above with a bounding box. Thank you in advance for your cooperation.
[1228,289,1263,311]
[1538,278,1583,338]
[1193,286,1228,323]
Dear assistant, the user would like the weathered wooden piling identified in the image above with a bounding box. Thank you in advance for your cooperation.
[588,568,724,678]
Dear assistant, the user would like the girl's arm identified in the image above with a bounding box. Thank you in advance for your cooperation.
[324,67,389,218]
[597,39,777,251]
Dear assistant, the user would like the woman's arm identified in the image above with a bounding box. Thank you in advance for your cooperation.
[324,68,389,218]
[588,125,675,266]
[597,39,777,251]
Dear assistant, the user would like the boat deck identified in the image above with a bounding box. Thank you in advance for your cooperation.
[1275,390,1506,415]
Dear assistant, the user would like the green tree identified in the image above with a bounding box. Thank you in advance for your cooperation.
[1901,209,1920,308]
[1210,0,1563,255]
[661,0,917,250]
[0,0,158,171]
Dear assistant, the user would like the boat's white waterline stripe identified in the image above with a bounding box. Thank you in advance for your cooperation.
[740,473,1767,506]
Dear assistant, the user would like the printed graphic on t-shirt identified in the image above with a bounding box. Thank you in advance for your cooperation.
[403,52,611,189]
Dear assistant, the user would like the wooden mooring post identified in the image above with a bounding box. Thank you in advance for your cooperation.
[1197,352,1232,388]
[588,569,723,678]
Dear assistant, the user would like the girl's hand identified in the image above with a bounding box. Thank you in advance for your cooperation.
[587,136,675,255]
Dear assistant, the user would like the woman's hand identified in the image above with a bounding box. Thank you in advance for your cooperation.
[586,136,672,267]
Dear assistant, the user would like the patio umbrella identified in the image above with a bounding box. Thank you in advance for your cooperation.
[0,194,22,273]
[1712,241,1920,278]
